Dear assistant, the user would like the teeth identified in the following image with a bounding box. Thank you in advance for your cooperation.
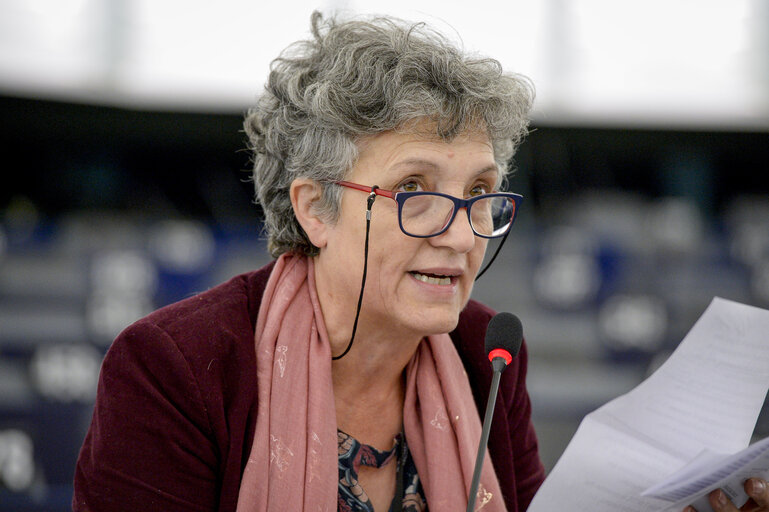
[412,272,451,285]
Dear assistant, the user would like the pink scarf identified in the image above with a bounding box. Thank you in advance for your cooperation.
[236,253,505,511]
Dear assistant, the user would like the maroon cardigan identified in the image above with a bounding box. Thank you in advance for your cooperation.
[73,261,544,511]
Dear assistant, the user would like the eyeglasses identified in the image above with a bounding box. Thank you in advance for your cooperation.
[335,180,522,239]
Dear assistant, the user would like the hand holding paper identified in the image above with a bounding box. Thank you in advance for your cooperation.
[528,298,769,512]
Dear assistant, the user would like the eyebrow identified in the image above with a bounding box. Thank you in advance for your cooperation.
[391,158,439,171]
[391,158,498,178]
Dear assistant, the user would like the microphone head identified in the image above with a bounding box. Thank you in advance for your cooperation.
[485,312,523,361]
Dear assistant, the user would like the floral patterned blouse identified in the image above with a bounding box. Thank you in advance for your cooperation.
[337,430,427,512]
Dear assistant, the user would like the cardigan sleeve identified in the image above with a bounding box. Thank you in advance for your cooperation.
[506,339,546,510]
[73,320,220,512]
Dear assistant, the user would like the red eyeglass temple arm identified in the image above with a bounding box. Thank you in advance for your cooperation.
[336,180,396,199]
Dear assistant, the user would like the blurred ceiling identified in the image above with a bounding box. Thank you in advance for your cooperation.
[0,0,767,129]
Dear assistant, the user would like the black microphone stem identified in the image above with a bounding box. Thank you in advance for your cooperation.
[466,357,506,512]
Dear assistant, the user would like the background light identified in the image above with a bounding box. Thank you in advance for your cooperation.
[29,344,102,403]
[0,430,35,492]
[0,0,766,128]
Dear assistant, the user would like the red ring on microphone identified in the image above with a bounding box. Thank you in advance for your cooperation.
[488,348,512,366]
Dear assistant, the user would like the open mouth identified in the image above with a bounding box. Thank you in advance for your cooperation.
[410,271,453,286]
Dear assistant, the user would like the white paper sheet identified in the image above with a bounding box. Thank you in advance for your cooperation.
[528,298,769,512]
[642,435,769,511]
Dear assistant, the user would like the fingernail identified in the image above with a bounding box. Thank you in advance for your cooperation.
[749,479,766,496]
[717,490,727,505]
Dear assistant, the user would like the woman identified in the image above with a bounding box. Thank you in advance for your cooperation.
[74,11,542,511]
[72,11,769,512]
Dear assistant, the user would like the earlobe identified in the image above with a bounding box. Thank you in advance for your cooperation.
[290,178,328,249]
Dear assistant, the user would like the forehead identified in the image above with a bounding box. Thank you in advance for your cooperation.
[353,126,497,182]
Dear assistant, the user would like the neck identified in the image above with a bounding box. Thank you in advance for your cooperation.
[312,256,423,447]
[329,308,422,406]
[331,330,415,449]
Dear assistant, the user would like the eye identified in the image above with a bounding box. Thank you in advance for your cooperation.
[398,179,423,193]
[468,183,490,197]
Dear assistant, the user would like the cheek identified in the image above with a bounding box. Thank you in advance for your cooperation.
[369,237,418,292]
[327,205,369,255]
[470,240,489,269]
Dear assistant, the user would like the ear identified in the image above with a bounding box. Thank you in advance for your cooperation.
[290,178,329,250]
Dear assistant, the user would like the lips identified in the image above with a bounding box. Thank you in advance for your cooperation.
[409,268,462,286]
[411,272,451,285]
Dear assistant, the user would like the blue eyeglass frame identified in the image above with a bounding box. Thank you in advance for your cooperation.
[335,180,523,239]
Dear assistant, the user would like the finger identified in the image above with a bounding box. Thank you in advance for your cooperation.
[709,489,740,512]
[683,506,698,512]
[745,478,769,508]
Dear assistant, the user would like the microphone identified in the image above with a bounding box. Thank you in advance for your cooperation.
[466,312,523,512]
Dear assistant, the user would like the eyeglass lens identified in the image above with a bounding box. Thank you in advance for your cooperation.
[400,195,515,237]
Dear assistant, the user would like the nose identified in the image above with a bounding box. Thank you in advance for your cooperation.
[429,207,476,253]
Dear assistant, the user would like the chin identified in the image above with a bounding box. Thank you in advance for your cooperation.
[409,308,461,337]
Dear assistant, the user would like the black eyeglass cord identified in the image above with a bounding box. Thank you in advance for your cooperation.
[474,228,511,281]
[332,186,379,360]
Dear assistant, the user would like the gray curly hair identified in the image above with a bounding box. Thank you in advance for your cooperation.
[245,11,534,257]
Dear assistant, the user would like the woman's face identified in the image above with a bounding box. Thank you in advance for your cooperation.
[317,125,497,339]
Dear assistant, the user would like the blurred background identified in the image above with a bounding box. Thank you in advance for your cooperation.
[1,0,768,510]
